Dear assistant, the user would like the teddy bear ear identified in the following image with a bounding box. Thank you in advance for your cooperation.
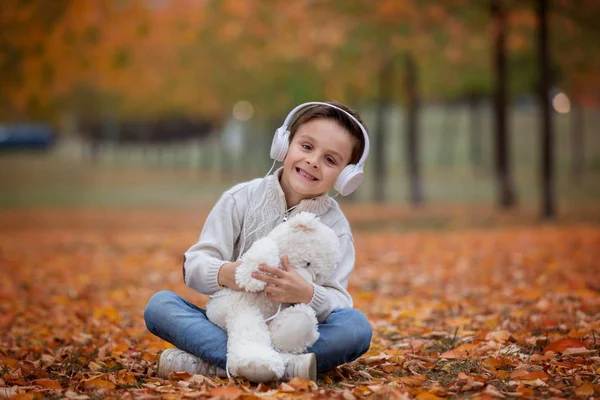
[294,223,312,232]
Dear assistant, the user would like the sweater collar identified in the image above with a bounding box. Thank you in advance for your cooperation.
[267,167,331,216]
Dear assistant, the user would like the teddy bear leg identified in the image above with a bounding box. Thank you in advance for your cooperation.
[226,305,285,382]
[269,304,320,354]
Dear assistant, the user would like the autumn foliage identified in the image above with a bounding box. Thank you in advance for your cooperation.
[2,0,599,121]
[1,208,599,399]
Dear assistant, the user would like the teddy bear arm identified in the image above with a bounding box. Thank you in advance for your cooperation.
[235,237,280,292]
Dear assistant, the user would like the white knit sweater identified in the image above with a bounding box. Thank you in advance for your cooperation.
[183,168,355,322]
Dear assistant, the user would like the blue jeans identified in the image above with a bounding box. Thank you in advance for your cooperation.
[144,290,372,373]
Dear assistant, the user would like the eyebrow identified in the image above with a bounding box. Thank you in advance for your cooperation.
[300,134,345,162]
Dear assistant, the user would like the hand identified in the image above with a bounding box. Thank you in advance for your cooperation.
[218,260,243,291]
[251,254,314,304]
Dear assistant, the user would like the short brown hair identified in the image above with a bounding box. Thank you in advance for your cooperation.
[289,101,367,166]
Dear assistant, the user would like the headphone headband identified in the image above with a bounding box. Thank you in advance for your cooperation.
[280,102,370,166]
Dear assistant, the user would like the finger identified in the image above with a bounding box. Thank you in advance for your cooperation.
[252,272,278,284]
[281,253,290,271]
[264,284,280,298]
[259,264,285,277]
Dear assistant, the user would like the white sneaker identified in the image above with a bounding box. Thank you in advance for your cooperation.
[157,348,227,379]
[282,353,317,382]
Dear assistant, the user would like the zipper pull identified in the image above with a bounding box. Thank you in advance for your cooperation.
[282,212,289,222]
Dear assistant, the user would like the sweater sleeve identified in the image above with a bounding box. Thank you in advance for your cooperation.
[308,233,354,322]
[183,192,242,295]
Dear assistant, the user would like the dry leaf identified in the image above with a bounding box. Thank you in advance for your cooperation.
[544,338,587,354]
[574,381,594,397]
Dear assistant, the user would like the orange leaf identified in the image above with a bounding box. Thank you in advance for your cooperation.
[416,392,445,400]
[279,382,296,392]
[0,357,19,370]
[486,330,512,343]
[33,378,62,389]
[93,307,122,323]
[6,393,44,400]
[495,370,510,379]
[116,370,137,385]
[398,374,427,386]
[110,344,129,356]
[517,387,535,396]
[482,357,502,370]
[287,377,312,391]
[544,338,586,354]
[512,371,549,381]
[168,371,192,381]
[84,378,116,389]
[208,387,245,399]
[441,343,476,359]
[575,381,594,397]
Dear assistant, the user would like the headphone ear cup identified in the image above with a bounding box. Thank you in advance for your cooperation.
[270,127,290,162]
[335,164,364,196]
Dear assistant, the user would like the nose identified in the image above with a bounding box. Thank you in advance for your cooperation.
[306,155,319,169]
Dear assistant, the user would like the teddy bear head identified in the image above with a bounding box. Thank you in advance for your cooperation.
[267,212,341,285]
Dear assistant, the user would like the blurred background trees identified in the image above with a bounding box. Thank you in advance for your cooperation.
[1,0,599,217]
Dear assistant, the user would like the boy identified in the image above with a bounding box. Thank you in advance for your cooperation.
[144,101,372,382]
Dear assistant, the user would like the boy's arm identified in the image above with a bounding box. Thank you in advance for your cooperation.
[183,192,242,295]
[308,233,355,322]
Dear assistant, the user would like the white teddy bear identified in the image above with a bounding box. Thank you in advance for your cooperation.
[206,212,342,382]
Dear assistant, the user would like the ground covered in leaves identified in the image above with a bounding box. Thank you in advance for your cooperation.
[1,208,599,399]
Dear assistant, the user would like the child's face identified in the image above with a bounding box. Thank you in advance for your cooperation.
[280,118,354,203]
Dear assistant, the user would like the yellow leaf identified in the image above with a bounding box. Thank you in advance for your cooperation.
[110,344,129,356]
[93,307,122,323]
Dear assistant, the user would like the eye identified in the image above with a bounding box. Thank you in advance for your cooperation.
[325,156,336,165]
[301,143,312,151]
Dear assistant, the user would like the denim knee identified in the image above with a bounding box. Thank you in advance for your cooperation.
[345,309,372,354]
[329,308,372,356]
[144,290,176,329]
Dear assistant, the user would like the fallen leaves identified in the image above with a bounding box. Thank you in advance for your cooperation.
[544,338,587,354]
[1,210,599,399]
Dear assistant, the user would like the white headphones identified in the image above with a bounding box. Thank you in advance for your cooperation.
[269,102,370,196]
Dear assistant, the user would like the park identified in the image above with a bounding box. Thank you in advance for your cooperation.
[1,1,599,399]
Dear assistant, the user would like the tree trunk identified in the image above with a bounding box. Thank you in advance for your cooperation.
[405,54,423,206]
[373,57,392,202]
[537,0,555,218]
[570,102,584,182]
[491,0,516,208]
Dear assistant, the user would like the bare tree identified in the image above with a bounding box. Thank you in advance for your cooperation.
[405,54,423,206]
[537,0,555,218]
[491,0,517,208]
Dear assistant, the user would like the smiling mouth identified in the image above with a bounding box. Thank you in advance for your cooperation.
[296,167,318,181]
